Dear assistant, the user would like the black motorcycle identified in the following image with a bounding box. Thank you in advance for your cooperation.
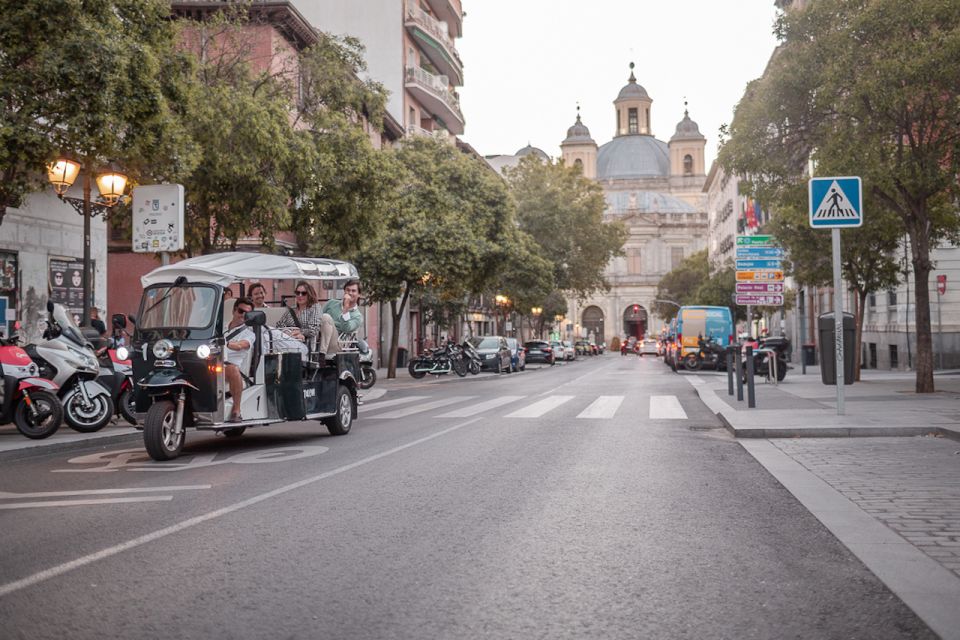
[408,342,468,379]
[683,335,728,372]
[741,336,789,382]
[460,339,482,375]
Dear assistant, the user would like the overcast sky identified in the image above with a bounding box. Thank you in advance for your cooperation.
[456,1,782,169]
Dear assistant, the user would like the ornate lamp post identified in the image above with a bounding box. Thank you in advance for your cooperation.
[530,306,542,339]
[47,158,128,326]
[494,294,510,335]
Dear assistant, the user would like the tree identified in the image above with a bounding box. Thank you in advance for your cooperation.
[719,0,960,392]
[0,0,197,224]
[357,138,515,378]
[506,156,627,300]
[653,250,710,320]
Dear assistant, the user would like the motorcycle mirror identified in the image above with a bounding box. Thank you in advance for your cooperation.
[127,314,137,326]
[356,338,370,354]
[46,300,54,313]
[112,313,127,329]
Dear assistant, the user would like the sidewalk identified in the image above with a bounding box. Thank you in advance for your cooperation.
[689,366,960,640]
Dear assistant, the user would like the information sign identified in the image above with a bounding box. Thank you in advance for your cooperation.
[735,294,784,306]
[736,235,774,247]
[736,259,782,270]
[132,184,185,253]
[735,282,784,294]
[736,270,784,282]
[735,247,784,259]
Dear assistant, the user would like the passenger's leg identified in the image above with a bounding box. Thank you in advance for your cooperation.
[319,313,338,357]
[225,363,243,419]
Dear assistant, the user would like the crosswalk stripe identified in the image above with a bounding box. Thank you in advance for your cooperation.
[438,395,526,418]
[362,396,430,412]
[505,395,574,418]
[576,395,624,419]
[649,395,687,419]
[370,396,476,419]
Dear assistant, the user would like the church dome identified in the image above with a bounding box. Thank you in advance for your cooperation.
[615,64,649,102]
[670,110,705,142]
[562,113,595,145]
[606,190,696,215]
[515,144,549,161]
[596,135,670,180]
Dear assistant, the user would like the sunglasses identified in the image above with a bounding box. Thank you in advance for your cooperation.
[235,308,252,314]
[295,290,308,296]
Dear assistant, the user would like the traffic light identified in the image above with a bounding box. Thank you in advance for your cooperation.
[632,304,639,314]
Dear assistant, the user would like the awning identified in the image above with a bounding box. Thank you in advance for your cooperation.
[140,253,358,288]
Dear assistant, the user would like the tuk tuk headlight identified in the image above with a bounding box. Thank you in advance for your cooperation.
[116,346,129,361]
[196,344,211,360]
[153,340,174,359]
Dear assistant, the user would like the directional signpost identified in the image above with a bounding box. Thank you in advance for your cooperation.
[809,176,863,416]
[734,236,784,311]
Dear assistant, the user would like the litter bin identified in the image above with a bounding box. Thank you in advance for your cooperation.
[801,344,817,366]
[396,346,408,368]
[818,312,855,385]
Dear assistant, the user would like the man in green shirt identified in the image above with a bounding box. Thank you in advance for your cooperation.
[322,279,362,338]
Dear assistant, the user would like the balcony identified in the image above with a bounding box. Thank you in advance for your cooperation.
[423,0,462,38]
[404,2,463,86]
[406,125,454,143]
[404,66,465,135]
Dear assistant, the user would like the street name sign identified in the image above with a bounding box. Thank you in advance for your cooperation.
[736,246,784,259]
[735,294,785,306]
[736,270,784,282]
[809,176,862,228]
[736,235,774,247]
[736,282,785,294]
[736,258,782,270]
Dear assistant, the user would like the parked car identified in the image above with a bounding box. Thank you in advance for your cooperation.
[575,340,593,356]
[551,340,575,361]
[524,340,555,365]
[505,337,526,372]
[638,338,659,356]
[467,336,512,373]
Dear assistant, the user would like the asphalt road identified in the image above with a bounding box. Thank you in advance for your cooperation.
[0,355,936,639]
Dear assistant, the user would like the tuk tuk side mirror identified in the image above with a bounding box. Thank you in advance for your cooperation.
[112,313,127,329]
[244,310,266,327]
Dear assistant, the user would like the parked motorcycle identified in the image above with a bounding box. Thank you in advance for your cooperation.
[683,335,728,372]
[356,339,376,390]
[460,338,482,375]
[25,302,115,432]
[0,325,63,439]
[741,340,788,382]
[408,342,468,379]
[91,315,136,424]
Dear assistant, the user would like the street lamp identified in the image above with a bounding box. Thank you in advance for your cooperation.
[530,306,542,339]
[47,157,128,326]
[494,294,510,335]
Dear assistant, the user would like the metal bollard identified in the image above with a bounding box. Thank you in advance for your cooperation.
[735,345,744,402]
[746,345,756,408]
[726,348,735,396]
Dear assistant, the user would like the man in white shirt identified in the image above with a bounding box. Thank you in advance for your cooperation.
[225,297,255,422]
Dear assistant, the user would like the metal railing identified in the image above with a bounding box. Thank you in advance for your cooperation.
[404,66,463,121]
[404,3,463,67]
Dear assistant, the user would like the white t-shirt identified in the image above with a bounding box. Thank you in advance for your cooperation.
[225,326,255,367]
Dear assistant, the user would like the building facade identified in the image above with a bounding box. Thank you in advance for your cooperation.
[557,67,709,345]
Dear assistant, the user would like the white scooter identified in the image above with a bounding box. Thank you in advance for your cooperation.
[24,302,115,432]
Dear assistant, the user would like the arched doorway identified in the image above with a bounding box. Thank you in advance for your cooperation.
[582,306,605,343]
[623,304,647,339]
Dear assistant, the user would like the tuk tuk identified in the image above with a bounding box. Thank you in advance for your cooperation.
[132,253,361,461]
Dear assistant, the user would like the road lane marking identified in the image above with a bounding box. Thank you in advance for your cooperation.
[0,486,210,499]
[437,395,526,418]
[0,416,483,599]
[649,395,687,419]
[576,395,624,419]
[0,497,173,510]
[360,396,429,412]
[369,396,474,419]
[505,395,574,418]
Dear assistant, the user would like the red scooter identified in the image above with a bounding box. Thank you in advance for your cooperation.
[0,325,63,439]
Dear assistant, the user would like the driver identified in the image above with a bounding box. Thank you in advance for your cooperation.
[224,297,255,423]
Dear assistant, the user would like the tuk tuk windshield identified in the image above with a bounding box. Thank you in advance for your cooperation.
[140,284,219,330]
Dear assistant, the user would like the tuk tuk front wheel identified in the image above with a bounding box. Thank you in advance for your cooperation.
[144,400,185,461]
[324,385,353,436]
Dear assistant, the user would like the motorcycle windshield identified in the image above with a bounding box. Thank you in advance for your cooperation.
[52,303,88,348]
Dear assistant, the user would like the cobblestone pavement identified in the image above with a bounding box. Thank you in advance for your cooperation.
[771,436,960,578]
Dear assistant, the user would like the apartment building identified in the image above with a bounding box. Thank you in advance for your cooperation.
[294,0,465,139]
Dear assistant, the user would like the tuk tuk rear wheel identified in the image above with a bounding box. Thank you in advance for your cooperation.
[324,385,353,436]
[144,400,184,461]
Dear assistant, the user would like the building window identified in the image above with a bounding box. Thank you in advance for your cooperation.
[683,154,693,175]
[628,108,638,134]
[671,247,684,269]
[887,289,897,306]
[573,158,583,171]
[645,108,650,132]
[627,248,642,274]
[869,292,876,307]
[869,343,877,369]
[889,344,899,369]
[616,111,621,135]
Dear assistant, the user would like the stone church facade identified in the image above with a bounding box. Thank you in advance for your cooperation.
[559,65,709,344]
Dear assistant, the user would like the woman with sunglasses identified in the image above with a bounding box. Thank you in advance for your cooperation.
[276,281,337,357]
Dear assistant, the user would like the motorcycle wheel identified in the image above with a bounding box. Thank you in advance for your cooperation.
[64,390,114,432]
[119,388,138,425]
[453,358,468,377]
[408,360,427,379]
[359,365,377,389]
[469,360,480,375]
[683,353,702,371]
[13,390,62,439]
[776,358,788,381]
[144,400,184,461]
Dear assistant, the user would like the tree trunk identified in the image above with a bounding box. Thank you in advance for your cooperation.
[853,289,866,382]
[910,225,935,392]
[386,286,410,379]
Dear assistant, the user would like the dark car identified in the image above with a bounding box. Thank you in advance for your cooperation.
[524,340,555,365]
[467,336,512,373]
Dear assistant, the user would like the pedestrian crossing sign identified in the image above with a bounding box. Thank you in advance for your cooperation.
[809,176,862,228]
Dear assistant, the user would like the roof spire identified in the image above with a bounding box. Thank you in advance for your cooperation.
[628,61,636,83]
[576,102,582,123]
[683,96,689,117]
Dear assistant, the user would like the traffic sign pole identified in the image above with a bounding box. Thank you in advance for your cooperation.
[832,228,845,415]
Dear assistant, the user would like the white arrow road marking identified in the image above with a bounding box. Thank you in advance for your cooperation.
[0,496,173,510]
[505,395,574,418]
[576,395,624,419]
[437,395,526,418]
[649,395,687,419]
[370,396,474,419]
[0,416,482,599]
